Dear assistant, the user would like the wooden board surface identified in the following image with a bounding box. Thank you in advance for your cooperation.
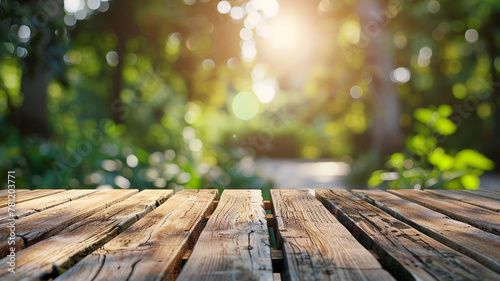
[57,189,217,281]
[0,190,172,281]
[316,189,500,281]
[389,189,500,234]
[463,190,500,201]
[353,189,500,274]
[0,190,97,224]
[0,189,65,208]
[0,189,29,198]
[177,190,273,281]
[0,189,137,258]
[426,189,500,212]
[271,189,394,281]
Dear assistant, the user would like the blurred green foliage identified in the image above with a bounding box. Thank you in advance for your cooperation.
[369,105,495,189]
[1,0,499,191]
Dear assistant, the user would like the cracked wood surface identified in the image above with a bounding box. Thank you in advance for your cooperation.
[0,189,137,258]
[0,190,97,224]
[317,189,500,281]
[177,189,273,281]
[56,189,217,281]
[271,189,395,281]
[353,189,500,274]
[389,189,500,234]
[426,189,500,212]
[0,189,65,208]
[0,190,172,281]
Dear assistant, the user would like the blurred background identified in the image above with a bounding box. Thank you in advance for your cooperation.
[1,0,499,194]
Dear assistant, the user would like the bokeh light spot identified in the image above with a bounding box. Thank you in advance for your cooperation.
[126,155,139,168]
[240,28,253,41]
[217,1,231,14]
[393,32,407,48]
[465,29,478,43]
[106,51,119,67]
[390,67,411,83]
[452,83,467,99]
[252,79,277,103]
[64,0,84,13]
[232,92,259,120]
[87,0,100,10]
[427,0,440,13]
[230,6,244,20]
[262,0,279,18]
[17,25,31,43]
[350,85,363,99]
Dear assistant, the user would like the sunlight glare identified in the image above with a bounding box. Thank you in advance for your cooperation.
[269,17,306,51]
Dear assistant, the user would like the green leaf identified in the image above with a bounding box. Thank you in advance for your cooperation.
[460,174,480,190]
[437,104,453,117]
[407,134,436,155]
[388,153,405,169]
[368,170,384,187]
[429,149,454,171]
[455,149,495,171]
[414,108,433,124]
[433,118,457,135]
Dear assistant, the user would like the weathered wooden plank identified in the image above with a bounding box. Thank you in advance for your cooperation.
[0,189,137,258]
[317,189,500,281]
[0,189,64,208]
[177,189,273,281]
[0,190,97,224]
[353,189,500,274]
[0,190,172,281]
[0,189,29,198]
[427,189,500,212]
[389,189,500,234]
[463,190,500,201]
[271,189,394,281]
[56,189,216,281]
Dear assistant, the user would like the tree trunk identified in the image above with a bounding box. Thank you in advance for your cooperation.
[16,61,53,137]
[357,0,403,154]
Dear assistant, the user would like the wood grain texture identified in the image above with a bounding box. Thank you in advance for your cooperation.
[427,189,500,212]
[316,189,500,281]
[0,190,172,281]
[177,189,273,281]
[0,189,137,258]
[0,190,97,224]
[353,189,500,274]
[0,189,29,199]
[463,190,500,201]
[56,189,217,281]
[389,189,500,234]
[271,189,394,281]
[0,189,64,208]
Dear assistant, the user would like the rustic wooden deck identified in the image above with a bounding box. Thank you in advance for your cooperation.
[1,188,499,280]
